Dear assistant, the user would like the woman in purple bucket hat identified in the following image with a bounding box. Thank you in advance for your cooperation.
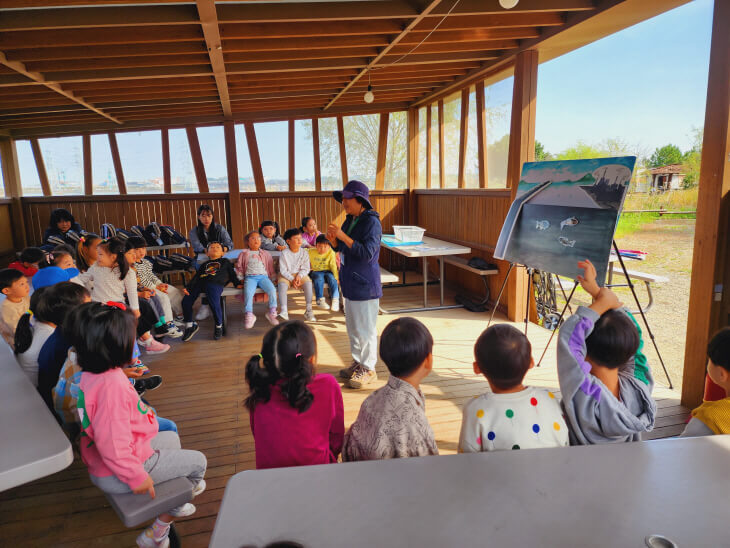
[327,180,382,389]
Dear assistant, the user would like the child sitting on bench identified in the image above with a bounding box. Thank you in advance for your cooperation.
[74,302,206,548]
[235,231,278,329]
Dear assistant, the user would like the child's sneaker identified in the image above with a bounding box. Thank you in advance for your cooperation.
[192,479,206,497]
[279,310,289,321]
[168,503,196,518]
[195,306,210,321]
[331,297,340,312]
[304,309,316,322]
[244,312,256,329]
[139,338,170,355]
[265,307,279,326]
[182,323,199,342]
[134,375,162,394]
[347,365,377,389]
[165,323,183,338]
[214,325,223,340]
[339,361,359,379]
[136,528,170,548]
[316,297,330,310]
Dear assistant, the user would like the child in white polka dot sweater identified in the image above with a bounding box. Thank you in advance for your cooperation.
[458,324,568,452]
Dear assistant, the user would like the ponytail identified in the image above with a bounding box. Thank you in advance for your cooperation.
[100,237,129,281]
[13,313,33,355]
[243,321,316,413]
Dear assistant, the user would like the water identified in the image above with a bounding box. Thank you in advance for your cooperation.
[504,204,618,285]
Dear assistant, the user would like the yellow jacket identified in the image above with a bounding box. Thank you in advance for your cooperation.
[692,397,730,434]
[308,248,338,280]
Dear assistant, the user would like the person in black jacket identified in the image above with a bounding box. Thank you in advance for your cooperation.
[42,208,84,251]
[327,180,383,389]
[181,241,241,342]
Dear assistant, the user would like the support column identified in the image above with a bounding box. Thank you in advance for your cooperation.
[682,0,730,407]
[83,134,92,195]
[0,138,27,248]
[506,50,538,322]
[375,112,389,190]
[224,121,245,249]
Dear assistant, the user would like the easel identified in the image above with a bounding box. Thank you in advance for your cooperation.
[486,241,673,388]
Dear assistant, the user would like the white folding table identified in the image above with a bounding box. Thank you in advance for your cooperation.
[211,436,730,548]
[0,342,73,492]
[379,236,471,313]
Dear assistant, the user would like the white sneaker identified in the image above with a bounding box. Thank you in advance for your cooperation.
[192,479,206,497]
[168,502,196,518]
[331,298,340,312]
[304,309,316,322]
[136,528,170,548]
[195,306,210,321]
[316,297,330,310]
[279,310,289,321]
[165,324,183,338]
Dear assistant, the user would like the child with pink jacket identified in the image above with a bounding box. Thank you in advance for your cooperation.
[235,231,279,329]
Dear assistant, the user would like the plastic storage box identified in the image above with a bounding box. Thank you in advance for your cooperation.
[393,225,426,242]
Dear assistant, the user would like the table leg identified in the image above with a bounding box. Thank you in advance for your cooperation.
[439,256,444,306]
[423,258,428,308]
[608,262,614,285]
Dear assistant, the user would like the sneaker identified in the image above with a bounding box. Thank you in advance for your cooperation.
[135,375,162,393]
[168,502,196,518]
[244,312,256,329]
[214,325,223,340]
[265,308,279,326]
[304,309,316,322]
[195,306,210,321]
[140,338,170,355]
[136,528,170,548]
[155,323,169,336]
[279,310,289,321]
[182,323,199,342]
[316,297,330,310]
[339,361,359,379]
[331,298,340,312]
[165,323,183,338]
[347,365,377,389]
[192,479,206,497]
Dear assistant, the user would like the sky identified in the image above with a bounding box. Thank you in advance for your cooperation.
[10,0,714,191]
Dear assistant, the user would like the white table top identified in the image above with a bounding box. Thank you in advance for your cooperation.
[380,236,471,258]
[0,342,73,492]
[211,436,730,548]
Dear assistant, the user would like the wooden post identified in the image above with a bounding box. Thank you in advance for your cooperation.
[375,112,389,190]
[224,121,245,248]
[244,122,266,192]
[312,118,322,191]
[288,119,295,192]
[108,133,127,195]
[426,105,432,189]
[0,138,27,248]
[409,108,419,189]
[682,0,730,408]
[506,50,538,322]
[29,138,51,197]
[475,81,488,189]
[438,100,445,188]
[83,134,92,195]
[161,129,171,194]
[337,115,348,184]
[457,88,469,188]
[186,126,209,193]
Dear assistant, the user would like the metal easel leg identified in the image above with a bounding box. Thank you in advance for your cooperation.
[487,263,514,329]
[524,268,532,336]
[536,282,578,368]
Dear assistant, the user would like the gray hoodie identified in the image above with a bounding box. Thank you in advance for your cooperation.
[557,306,656,445]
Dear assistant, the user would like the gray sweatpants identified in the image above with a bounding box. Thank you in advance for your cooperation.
[344,298,379,371]
[90,431,207,494]
[278,281,313,313]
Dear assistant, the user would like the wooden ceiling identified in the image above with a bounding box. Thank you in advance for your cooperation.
[0,0,679,138]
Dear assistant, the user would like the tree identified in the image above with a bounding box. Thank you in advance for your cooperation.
[681,127,703,188]
[648,144,683,168]
[534,141,552,161]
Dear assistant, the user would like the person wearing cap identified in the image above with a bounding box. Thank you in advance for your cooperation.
[327,180,383,389]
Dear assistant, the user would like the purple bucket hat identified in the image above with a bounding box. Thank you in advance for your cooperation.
[332,180,373,210]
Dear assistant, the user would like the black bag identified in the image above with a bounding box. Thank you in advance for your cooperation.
[145,222,164,247]
[130,225,147,241]
[170,253,195,271]
[467,257,497,271]
[160,225,187,246]
[114,229,134,242]
[101,223,117,239]
[151,255,173,273]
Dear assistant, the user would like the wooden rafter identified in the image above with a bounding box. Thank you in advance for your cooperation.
[375,112,389,190]
[29,138,52,196]
[161,128,171,193]
[223,120,244,248]
[337,116,348,183]
[475,81,488,188]
[244,122,266,192]
[186,125,209,192]
[324,0,444,110]
[457,88,469,188]
[288,119,295,192]
[83,133,92,194]
[426,106,432,188]
[0,50,121,124]
[437,100,445,188]
[196,0,232,118]
[107,132,127,195]
[312,118,322,191]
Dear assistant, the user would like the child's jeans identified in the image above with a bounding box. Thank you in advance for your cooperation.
[182,283,224,326]
[310,270,339,300]
[243,275,277,313]
[90,431,206,494]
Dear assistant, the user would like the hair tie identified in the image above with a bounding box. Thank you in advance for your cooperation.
[295,353,302,358]
[105,301,127,311]
[27,309,33,317]
[256,353,265,369]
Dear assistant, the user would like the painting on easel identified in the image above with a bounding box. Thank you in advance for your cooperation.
[494,156,636,286]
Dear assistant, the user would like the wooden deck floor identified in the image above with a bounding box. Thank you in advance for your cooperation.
[0,283,690,547]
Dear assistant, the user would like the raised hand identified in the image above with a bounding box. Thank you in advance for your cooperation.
[577,259,600,298]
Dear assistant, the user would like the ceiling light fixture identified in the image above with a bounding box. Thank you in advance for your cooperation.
[364,72,374,103]
[498,0,519,8]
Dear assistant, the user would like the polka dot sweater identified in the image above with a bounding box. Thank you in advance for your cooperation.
[458,387,568,453]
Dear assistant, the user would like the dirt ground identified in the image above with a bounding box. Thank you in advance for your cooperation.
[561,217,695,390]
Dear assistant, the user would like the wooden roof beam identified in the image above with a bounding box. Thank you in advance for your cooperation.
[196,0,232,117]
[324,0,445,111]
[0,50,121,124]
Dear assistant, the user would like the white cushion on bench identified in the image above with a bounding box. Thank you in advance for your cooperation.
[105,477,193,528]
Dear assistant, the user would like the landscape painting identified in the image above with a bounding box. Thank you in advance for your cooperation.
[494,157,636,285]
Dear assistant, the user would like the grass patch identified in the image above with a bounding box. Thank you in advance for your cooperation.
[616,188,698,238]
[615,212,659,238]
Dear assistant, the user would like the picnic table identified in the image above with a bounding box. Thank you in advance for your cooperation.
[210,436,728,548]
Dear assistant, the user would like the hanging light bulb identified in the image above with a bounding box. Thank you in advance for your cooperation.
[364,84,374,104]
[499,0,519,8]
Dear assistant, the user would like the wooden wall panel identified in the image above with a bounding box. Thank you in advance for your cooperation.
[0,201,16,267]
